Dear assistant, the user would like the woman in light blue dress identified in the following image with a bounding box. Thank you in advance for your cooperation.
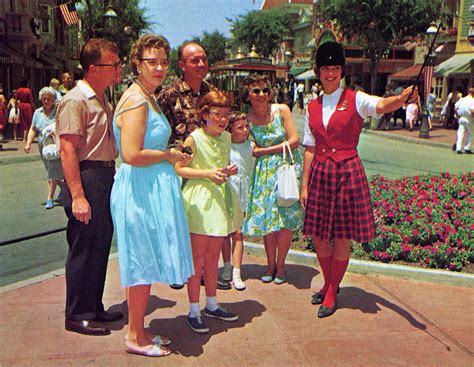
[110,35,193,358]
[24,87,63,209]
[242,74,303,285]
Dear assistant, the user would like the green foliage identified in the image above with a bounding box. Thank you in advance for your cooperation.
[78,0,151,58]
[199,31,228,66]
[230,10,291,58]
[319,0,445,93]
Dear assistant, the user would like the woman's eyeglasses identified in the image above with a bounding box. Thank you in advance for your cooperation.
[251,88,271,95]
[140,58,170,69]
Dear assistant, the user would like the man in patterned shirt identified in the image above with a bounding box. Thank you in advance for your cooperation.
[157,41,217,146]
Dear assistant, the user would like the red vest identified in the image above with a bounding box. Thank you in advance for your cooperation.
[308,88,364,163]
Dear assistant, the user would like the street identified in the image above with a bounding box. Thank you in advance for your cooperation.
[1,125,472,287]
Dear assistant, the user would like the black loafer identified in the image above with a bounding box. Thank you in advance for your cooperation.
[311,287,340,305]
[217,279,232,290]
[311,292,325,305]
[464,149,472,154]
[94,310,124,322]
[318,303,337,318]
[170,283,185,290]
[65,320,111,335]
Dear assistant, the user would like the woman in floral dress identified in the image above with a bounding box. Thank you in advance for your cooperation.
[243,74,303,285]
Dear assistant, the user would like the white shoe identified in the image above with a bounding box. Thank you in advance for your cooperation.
[232,277,246,291]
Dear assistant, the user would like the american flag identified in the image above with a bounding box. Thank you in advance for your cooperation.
[59,1,79,26]
[423,55,436,106]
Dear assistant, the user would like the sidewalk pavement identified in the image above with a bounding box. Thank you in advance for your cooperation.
[1,253,473,366]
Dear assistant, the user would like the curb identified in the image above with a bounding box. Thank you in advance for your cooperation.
[2,243,472,294]
[0,153,42,165]
[244,242,474,288]
[362,128,452,149]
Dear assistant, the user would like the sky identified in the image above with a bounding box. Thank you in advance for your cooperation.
[140,0,264,49]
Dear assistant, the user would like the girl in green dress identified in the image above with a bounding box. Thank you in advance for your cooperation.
[176,91,243,334]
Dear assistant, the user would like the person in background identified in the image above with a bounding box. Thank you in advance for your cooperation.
[377,84,394,131]
[242,74,303,285]
[7,90,20,140]
[175,91,242,334]
[58,71,74,96]
[57,38,124,336]
[0,87,6,141]
[427,87,436,128]
[24,87,63,209]
[49,78,62,102]
[405,95,420,131]
[443,87,462,129]
[110,34,194,357]
[16,77,35,141]
[220,112,253,291]
[301,41,418,318]
[297,81,305,112]
[453,85,473,154]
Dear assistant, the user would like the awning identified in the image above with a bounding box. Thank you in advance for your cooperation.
[388,64,423,80]
[434,53,473,77]
[290,66,308,76]
[295,69,316,80]
[37,52,63,70]
[0,44,24,65]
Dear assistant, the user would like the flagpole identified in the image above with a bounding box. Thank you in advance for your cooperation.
[47,1,73,11]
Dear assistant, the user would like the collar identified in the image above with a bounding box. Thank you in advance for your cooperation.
[77,80,97,99]
[323,85,343,98]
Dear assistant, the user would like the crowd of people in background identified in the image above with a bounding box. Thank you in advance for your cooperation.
[0,32,471,358]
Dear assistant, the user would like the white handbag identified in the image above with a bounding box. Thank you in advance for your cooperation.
[41,125,60,161]
[276,141,300,207]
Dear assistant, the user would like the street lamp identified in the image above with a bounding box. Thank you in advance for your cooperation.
[418,24,438,139]
[103,5,118,29]
[284,50,292,81]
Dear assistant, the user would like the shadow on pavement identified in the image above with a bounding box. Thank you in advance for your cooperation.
[105,295,177,331]
[338,286,426,330]
[240,263,318,289]
[148,299,266,357]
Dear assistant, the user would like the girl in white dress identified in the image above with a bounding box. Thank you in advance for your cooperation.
[220,113,254,290]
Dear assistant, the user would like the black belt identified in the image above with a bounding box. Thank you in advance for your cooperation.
[79,160,115,169]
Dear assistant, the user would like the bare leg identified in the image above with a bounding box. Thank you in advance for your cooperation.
[231,230,244,270]
[263,232,278,275]
[275,229,292,277]
[126,285,154,351]
[203,236,225,297]
[187,233,208,303]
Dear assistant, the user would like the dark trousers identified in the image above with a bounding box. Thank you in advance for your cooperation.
[62,165,115,321]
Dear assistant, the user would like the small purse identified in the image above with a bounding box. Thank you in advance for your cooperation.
[276,141,300,207]
[41,126,60,161]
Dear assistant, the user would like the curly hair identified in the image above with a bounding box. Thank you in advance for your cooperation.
[38,87,57,101]
[241,74,274,102]
[130,34,171,75]
[226,112,247,132]
[198,90,233,116]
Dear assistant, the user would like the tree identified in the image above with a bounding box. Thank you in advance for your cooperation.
[77,0,151,58]
[230,10,291,58]
[199,31,228,66]
[320,0,447,93]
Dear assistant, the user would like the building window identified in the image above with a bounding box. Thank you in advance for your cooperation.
[434,77,443,99]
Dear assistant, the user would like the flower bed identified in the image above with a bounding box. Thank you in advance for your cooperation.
[363,172,473,271]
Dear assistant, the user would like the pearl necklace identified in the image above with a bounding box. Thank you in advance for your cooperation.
[253,106,271,120]
[134,79,155,100]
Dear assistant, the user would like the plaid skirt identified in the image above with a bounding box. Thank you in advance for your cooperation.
[303,156,376,242]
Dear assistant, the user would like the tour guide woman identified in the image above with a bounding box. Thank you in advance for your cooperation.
[300,42,417,318]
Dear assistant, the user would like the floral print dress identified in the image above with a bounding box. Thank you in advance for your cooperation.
[243,106,303,236]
